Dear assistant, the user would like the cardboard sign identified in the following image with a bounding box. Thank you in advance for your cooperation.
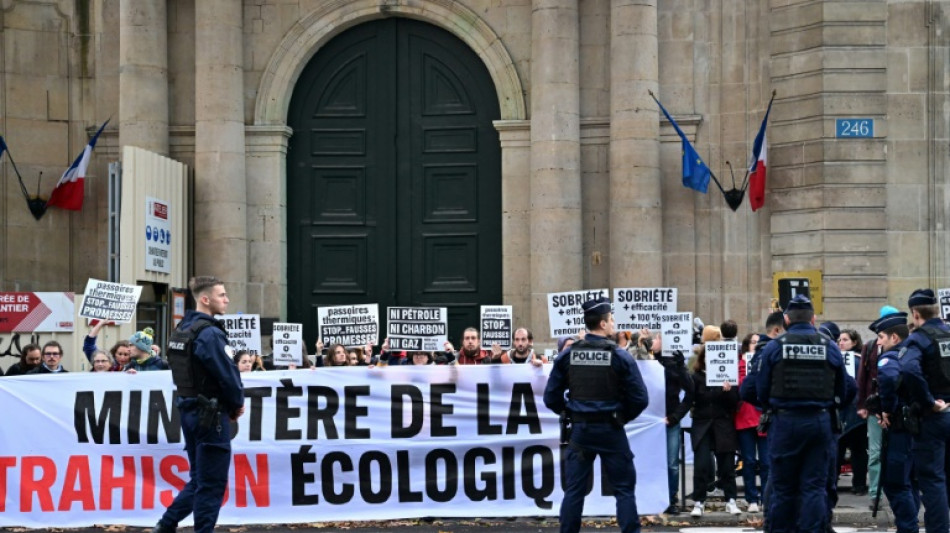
[613,287,677,331]
[0,292,75,332]
[480,305,513,349]
[216,314,262,355]
[272,323,303,366]
[78,279,143,324]
[842,350,858,378]
[318,304,379,347]
[705,341,739,386]
[659,312,692,357]
[386,307,448,351]
[144,196,172,273]
[939,288,950,321]
[546,289,609,338]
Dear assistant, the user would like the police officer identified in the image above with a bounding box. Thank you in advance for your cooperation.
[868,311,920,533]
[755,294,846,533]
[543,297,649,533]
[900,288,950,533]
[153,276,245,533]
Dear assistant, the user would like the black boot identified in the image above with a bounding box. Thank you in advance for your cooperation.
[151,521,176,533]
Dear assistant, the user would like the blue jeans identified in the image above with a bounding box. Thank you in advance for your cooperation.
[913,410,950,533]
[666,424,681,503]
[769,410,832,533]
[560,422,639,533]
[160,406,233,533]
[738,427,769,504]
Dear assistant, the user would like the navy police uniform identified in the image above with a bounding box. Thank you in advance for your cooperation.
[156,310,245,533]
[901,289,950,533]
[755,295,846,533]
[543,297,650,533]
[871,311,920,533]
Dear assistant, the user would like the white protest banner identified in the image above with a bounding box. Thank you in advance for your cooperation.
[0,364,668,527]
[317,304,379,347]
[480,305,513,349]
[939,288,950,321]
[705,340,740,386]
[272,323,303,366]
[658,312,692,357]
[144,196,172,274]
[216,314,262,355]
[386,306,448,351]
[547,289,609,338]
[0,292,75,332]
[841,351,858,378]
[613,287,677,331]
[78,279,143,323]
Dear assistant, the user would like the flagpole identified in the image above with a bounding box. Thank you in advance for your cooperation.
[2,141,33,202]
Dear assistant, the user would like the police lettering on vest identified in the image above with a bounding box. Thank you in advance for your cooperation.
[915,324,950,396]
[770,333,835,401]
[167,317,225,399]
[567,339,620,403]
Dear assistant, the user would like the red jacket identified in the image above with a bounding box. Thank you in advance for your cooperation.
[735,353,761,430]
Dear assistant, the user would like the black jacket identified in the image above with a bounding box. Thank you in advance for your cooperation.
[659,351,694,424]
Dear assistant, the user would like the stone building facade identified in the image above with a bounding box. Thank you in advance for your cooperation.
[0,0,948,343]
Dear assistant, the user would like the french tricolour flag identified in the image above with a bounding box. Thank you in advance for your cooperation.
[46,120,109,211]
[748,96,774,212]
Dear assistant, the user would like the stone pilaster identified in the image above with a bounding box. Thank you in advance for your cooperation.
[495,120,532,330]
[194,0,247,310]
[118,0,168,155]
[609,0,661,286]
[245,125,292,321]
[530,0,582,340]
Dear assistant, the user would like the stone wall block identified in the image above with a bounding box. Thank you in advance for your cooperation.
[771,232,823,256]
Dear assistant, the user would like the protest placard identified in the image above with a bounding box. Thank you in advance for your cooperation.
[613,287,677,331]
[78,279,143,324]
[705,341,739,386]
[659,312,692,357]
[842,350,857,378]
[386,307,448,351]
[547,289,609,338]
[216,314,262,355]
[939,288,950,321]
[272,323,303,366]
[480,305,513,349]
[318,304,379,347]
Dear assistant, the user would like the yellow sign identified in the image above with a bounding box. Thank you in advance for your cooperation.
[772,270,823,315]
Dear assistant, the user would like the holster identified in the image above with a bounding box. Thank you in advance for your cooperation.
[559,412,573,444]
[197,394,220,429]
[756,410,772,433]
[830,407,843,434]
[901,404,921,435]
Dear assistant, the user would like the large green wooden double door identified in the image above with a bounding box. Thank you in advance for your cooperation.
[287,18,502,345]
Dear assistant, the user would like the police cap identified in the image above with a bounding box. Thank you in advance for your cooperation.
[784,294,813,312]
[870,312,908,334]
[908,288,937,308]
[819,321,840,342]
[582,297,612,320]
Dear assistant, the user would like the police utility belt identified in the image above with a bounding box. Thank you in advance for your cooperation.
[571,411,621,424]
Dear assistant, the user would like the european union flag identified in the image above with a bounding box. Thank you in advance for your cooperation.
[651,95,711,194]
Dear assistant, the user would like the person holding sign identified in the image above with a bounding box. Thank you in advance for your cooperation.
[834,328,869,497]
[542,297,649,533]
[688,334,741,517]
[500,328,547,366]
[755,295,847,533]
[153,276,245,533]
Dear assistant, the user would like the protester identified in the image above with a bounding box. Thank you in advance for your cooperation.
[83,320,134,371]
[27,341,69,374]
[3,344,42,376]
[735,332,767,513]
[659,340,694,515]
[836,328,869,496]
[90,349,114,373]
[233,350,254,373]
[126,328,169,372]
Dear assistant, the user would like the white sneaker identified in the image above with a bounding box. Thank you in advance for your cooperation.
[707,487,725,498]
[726,499,741,515]
[747,502,760,513]
[690,501,704,517]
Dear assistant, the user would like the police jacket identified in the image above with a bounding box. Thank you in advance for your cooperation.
[171,310,244,415]
[756,322,846,410]
[899,318,950,410]
[543,333,649,424]
[877,339,910,415]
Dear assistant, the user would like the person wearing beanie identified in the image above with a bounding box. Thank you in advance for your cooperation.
[869,311,919,532]
[543,296,648,533]
[126,327,169,372]
[755,294,847,532]
[899,289,950,533]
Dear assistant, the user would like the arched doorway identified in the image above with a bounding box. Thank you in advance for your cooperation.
[287,17,502,346]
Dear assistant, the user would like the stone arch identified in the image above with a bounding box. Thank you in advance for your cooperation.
[254,0,526,125]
